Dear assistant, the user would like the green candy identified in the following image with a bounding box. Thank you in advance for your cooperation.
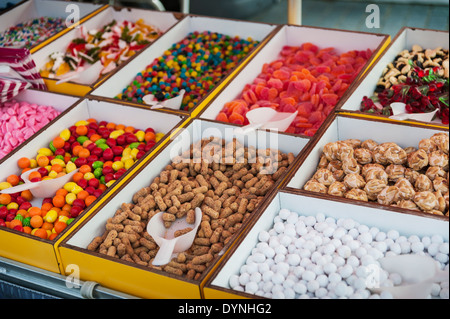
[77,136,89,144]
[23,217,31,227]
[98,144,110,151]
[14,215,24,222]
[49,141,56,153]
[95,139,106,146]
[55,155,65,161]
[92,161,104,170]
[94,167,103,179]
[129,142,140,149]
[67,218,75,225]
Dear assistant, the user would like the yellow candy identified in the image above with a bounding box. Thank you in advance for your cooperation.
[58,216,69,224]
[110,130,125,139]
[122,147,132,157]
[7,202,18,210]
[48,170,58,179]
[124,158,135,170]
[38,148,53,156]
[65,193,76,205]
[112,161,124,171]
[84,172,95,181]
[42,177,53,181]
[44,210,58,223]
[131,148,139,159]
[155,133,165,142]
[46,230,52,238]
[64,182,77,193]
[71,185,83,195]
[135,130,145,142]
[66,162,77,174]
[60,128,71,141]
[30,159,37,168]
[121,154,133,162]
[0,182,12,190]
[51,158,66,167]
[75,120,88,126]
[31,229,38,236]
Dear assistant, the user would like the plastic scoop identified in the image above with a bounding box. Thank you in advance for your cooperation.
[369,254,449,299]
[56,60,104,85]
[0,167,79,198]
[389,102,439,123]
[235,108,298,135]
[147,207,202,266]
[143,89,186,110]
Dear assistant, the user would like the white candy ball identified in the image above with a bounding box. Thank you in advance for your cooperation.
[302,270,316,282]
[286,213,299,225]
[347,255,360,268]
[307,280,320,293]
[284,227,297,239]
[245,281,259,294]
[421,236,432,248]
[396,236,407,243]
[341,234,353,245]
[355,247,368,259]
[328,272,342,283]
[333,227,347,240]
[234,286,244,292]
[304,215,316,227]
[250,272,262,283]
[315,287,328,299]
[375,231,387,242]
[316,274,329,288]
[375,241,388,254]
[323,226,335,238]
[279,235,292,247]
[352,277,367,291]
[296,225,308,237]
[435,253,449,264]
[439,243,449,255]
[331,238,343,249]
[408,235,421,244]
[262,281,273,293]
[380,291,394,299]
[284,287,296,299]
[427,243,440,256]
[432,235,444,244]
[348,228,359,239]
[323,262,338,275]
[239,273,250,286]
[283,277,296,289]
[315,212,326,223]
[293,266,305,278]
[369,227,379,238]
[333,256,346,268]
[258,262,270,274]
[271,272,285,285]
[272,291,285,299]
[355,265,369,279]
[431,283,441,297]
[278,209,291,220]
[334,282,349,297]
[303,240,316,252]
[293,282,307,295]
[389,242,402,255]
[339,264,353,279]
[342,218,356,230]
[258,230,270,243]
[229,275,240,289]
[358,232,373,244]
[337,245,352,259]
[323,243,336,255]
[252,252,266,263]
[273,222,285,234]
[387,230,400,241]
[287,254,301,266]
[263,270,274,282]
[274,254,285,264]
[348,240,361,252]
[411,241,425,254]
[389,273,402,286]
[400,242,411,254]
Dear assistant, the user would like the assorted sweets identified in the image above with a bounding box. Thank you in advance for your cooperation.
[40,19,162,82]
[0,100,61,159]
[361,45,449,124]
[0,17,66,49]
[0,119,164,240]
[228,209,449,299]
[303,133,449,217]
[87,138,295,280]
[116,31,260,111]
[215,43,373,136]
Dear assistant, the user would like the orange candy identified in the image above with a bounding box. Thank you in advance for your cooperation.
[34,228,48,239]
[48,233,58,240]
[52,195,65,208]
[78,148,90,159]
[72,172,84,183]
[54,221,67,234]
[6,174,20,186]
[0,193,11,205]
[85,195,97,207]
[21,190,33,202]
[28,207,42,217]
[72,145,83,157]
[53,136,65,149]
[9,219,22,229]
[30,215,43,228]
[17,157,31,169]
[37,156,50,167]
[28,171,42,181]
[75,125,88,136]
[79,165,92,174]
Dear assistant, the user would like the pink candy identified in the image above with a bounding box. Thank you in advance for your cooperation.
[0,100,60,159]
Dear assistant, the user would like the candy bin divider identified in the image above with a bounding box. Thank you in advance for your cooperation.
[203,189,449,299]
[0,0,108,53]
[87,14,280,117]
[0,97,187,274]
[197,24,390,131]
[335,27,449,129]
[57,118,311,299]
[281,112,449,221]
[30,6,183,97]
